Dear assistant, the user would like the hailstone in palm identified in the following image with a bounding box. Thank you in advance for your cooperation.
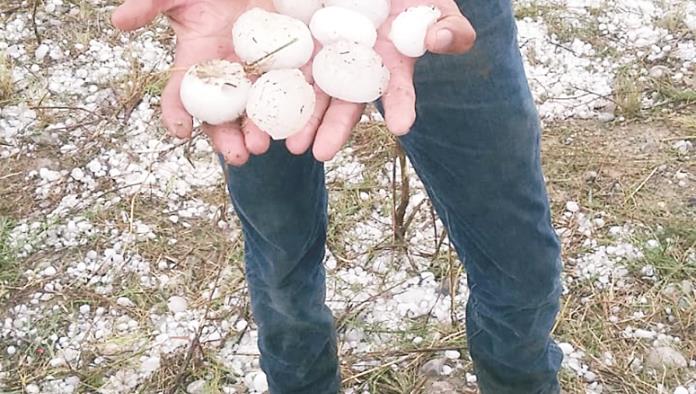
[179,60,252,125]
[232,8,314,71]
[389,6,442,58]
[272,0,323,24]
[309,6,377,47]
[322,0,392,28]
[246,69,316,140]
[312,40,390,103]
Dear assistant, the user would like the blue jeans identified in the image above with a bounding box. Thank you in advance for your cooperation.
[222,0,563,392]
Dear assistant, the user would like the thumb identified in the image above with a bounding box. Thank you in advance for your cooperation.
[426,13,476,55]
[111,0,166,31]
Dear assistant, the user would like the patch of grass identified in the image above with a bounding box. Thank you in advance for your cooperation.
[0,217,20,299]
[325,123,397,266]
[514,3,560,19]
[113,57,169,121]
[0,53,14,104]
[514,2,614,56]
[670,113,696,131]
[630,223,696,281]
[614,68,643,119]
[655,82,696,106]
[656,1,688,34]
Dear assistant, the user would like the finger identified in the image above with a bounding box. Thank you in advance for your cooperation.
[425,4,476,54]
[160,71,193,139]
[111,0,171,31]
[376,41,417,135]
[312,99,364,162]
[241,119,271,156]
[203,123,250,166]
[286,87,330,155]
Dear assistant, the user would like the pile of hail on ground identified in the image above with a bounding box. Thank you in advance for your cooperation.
[180,0,440,139]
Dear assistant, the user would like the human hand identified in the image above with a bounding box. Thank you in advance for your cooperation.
[302,0,476,162]
[112,0,279,165]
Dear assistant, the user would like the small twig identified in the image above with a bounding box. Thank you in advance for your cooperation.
[661,135,696,142]
[248,37,299,68]
[29,105,104,116]
[430,203,438,253]
[341,355,410,384]
[449,243,459,327]
[154,131,204,159]
[0,171,21,181]
[625,165,659,203]
[31,0,42,45]
[392,146,410,242]
[366,345,467,358]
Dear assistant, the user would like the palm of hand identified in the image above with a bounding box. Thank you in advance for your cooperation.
[113,0,276,165]
[306,0,475,161]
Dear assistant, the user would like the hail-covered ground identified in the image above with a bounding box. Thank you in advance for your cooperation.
[1,0,695,393]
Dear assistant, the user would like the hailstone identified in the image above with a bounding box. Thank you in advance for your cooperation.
[322,0,391,28]
[179,60,252,125]
[310,6,377,47]
[246,69,316,140]
[232,8,314,71]
[389,6,442,58]
[313,40,390,103]
[272,0,323,24]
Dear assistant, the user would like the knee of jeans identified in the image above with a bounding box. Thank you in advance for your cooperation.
[246,222,327,291]
[470,272,561,340]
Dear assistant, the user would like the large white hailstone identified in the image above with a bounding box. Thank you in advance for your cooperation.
[313,40,390,103]
[323,0,391,28]
[246,69,316,140]
[272,0,323,24]
[232,8,314,71]
[389,6,442,58]
[179,60,252,125]
[310,6,377,47]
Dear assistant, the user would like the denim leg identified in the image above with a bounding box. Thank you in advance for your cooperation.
[222,141,339,394]
[394,0,564,392]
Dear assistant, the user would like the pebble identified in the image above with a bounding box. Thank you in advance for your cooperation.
[6,346,16,355]
[168,296,188,313]
[43,266,57,276]
[558,342,574,355]
[26,384,40,394]
[70,168,85,181]
[565,201,580,213]
[674,387,688,394]
[645,346,688,370]
[187,379,206,394]
[420,358,446,377]
[246,371,268,393]
[141,356,160,373]
[444,350,460,360]
[584,371,597,382]
[235,319,248,332]
[116,297,135,307]
[427,381,455,393]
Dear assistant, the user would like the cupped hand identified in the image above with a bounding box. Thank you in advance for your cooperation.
[303,0,476,162]
[112,0,278,166]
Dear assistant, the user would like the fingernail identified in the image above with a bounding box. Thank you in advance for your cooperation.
[435,29,454,51]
